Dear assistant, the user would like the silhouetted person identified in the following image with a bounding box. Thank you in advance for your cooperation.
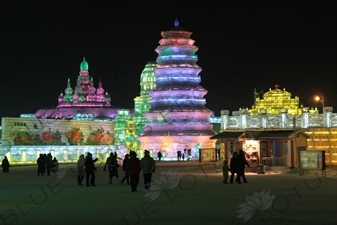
[46,153,52,175]
[77,154,85,185]
[85,153,98,187]
[222,160,229,184]
[37,154,46,176]
[157,151,162,161]
[129,151,141,192]
[104,153,119,184]
[230,152,240,184]
[237,149,249,183]
[140,150,156,191]
[1,156,10,173]
[177,151,182,161]
[51,157,59,174]
[121,154,130,185]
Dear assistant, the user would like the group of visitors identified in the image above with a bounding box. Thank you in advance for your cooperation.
[128,150,156,192]
[222,149,250,184]
[75,150,156,192]
[176,150,185,161]
[37,153,59,176]
[76,152,98,186]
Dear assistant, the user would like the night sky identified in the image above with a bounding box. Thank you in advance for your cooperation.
[1,1,336,122]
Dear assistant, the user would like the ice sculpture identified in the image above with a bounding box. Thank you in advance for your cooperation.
[132,62,157,134]
[139,19,216,159]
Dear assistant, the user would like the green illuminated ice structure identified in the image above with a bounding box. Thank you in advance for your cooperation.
[113,109,131,147]
[132,62,157,134]
[113,109,141,151]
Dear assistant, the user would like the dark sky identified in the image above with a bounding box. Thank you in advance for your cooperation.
[1,1,336,121]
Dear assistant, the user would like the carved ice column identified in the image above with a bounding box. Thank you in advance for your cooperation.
[220,110,229,130]
[280,109,288,128]
[301,107,309,128]
[323,107,333,127]
[240,110,248,129]
[259,109,268,128]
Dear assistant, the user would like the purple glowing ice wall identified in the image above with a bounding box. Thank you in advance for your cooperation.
[139,19,216,159]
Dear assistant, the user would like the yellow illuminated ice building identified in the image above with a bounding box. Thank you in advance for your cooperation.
[249,84,318,115]
[213,84,337,166]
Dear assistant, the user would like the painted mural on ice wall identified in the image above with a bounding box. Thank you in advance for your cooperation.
[1,118,114,146]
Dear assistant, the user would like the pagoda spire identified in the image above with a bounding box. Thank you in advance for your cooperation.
[80,57,89,70]
[174,18,179,27]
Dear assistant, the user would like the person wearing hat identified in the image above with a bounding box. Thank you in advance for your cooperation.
[120,153,130,185]
[140,150,156,191]
[129,151,141,192]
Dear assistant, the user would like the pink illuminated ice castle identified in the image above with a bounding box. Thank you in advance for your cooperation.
[35,58,117,119]
[57,57,111,108]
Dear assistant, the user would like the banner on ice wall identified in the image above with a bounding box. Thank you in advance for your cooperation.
[1,117,114,146]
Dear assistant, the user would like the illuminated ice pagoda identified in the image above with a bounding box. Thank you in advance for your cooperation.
[139,19,216,159]
[35,57,117,120]
[132,62,157,134]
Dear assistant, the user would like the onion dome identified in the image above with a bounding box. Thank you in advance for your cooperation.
[58,93,64,103]
[96,78,105,95]
[73,90,79,101]
[65,78,73,95]
[80,57,89,70]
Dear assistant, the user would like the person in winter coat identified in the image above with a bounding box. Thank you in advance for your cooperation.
[104,153,119,185]
[129,151,141,192]
[237,149,250,183]
[1,156,10,173]
[157,151,162,161]
[84,152,98,187]
[77,154,86,185]
[120,154,130,185]
[51,157,59,174]
[230,152,240,184]
[140,150,156,191]
[46,153,53,176]
[37,154,46,176]
[222,160,229,184]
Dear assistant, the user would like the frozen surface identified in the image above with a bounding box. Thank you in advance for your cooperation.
[0,161,336,225]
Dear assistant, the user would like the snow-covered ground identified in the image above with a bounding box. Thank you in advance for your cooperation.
[1,161,336,225]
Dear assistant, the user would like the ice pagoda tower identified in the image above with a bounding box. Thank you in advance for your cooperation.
[132,62,157,134]
[139,19,216,158]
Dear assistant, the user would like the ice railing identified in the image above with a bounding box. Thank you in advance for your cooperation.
[211,108,337,129]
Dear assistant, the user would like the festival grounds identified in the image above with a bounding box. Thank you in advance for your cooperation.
[1,161,336,225]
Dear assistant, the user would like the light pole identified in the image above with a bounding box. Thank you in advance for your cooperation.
[315,96,325,113]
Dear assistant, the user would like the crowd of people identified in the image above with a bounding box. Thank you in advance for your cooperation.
[3,148,250,188]
[36,153,59,176]
[75,150,156,192]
